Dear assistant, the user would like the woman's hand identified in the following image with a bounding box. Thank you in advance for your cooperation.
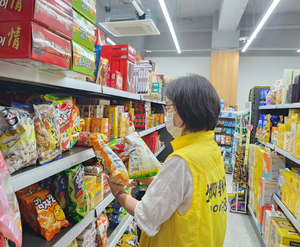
[107,179,125,197]
[118,152,129,169]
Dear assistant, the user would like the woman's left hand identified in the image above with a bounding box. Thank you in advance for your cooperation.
[107,179,125,197]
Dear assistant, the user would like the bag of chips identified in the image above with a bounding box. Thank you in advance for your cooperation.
[33,103,62,165]
[76,132,108,147]
[53,172,68,211]
[44,94,73,152]
[19,189,69,241]
[65,164,90,222]
[0,150,22,247]
[109,132,161,179]
[0,106,38,174]
[92,137,130,186]
[70,102,81,148]
[96,213,109,247]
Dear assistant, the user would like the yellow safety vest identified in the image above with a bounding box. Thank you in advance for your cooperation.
[140,131,227,247]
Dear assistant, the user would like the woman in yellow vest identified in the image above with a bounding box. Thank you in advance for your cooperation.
[108,74,227,247]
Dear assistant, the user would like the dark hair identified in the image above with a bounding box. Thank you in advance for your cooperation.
[165,74,220,132]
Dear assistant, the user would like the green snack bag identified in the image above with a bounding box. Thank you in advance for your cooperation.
[66,164,90,221]
[72,0,96,24]
[73,10,95,50]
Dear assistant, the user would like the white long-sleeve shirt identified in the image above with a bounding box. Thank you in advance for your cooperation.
[134,155,193,237]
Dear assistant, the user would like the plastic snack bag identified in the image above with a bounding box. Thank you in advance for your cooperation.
[96,213,109,247]
[65,164,90,221]
[110,132,161,179]
[44,94,73,152]
[68,239,79,247]
[91,137,130,186]
[53,172,68,211]
[70,101,81,148]
[0,151,22,247]
[19,189,70,241]
[33,103,62,165]
[122,234,138,247]
[0,106,38,174]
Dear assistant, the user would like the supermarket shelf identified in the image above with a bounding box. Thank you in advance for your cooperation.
[218,117,236,120]
[155,145,165,157]
[107,214,134,247]
[102,86,140,100]
[0,61,103,94]
[216,125,235,129]
[258,103,300,110]
[11,147,95,192]
[273,194,300,233]
[248,205,267,247]
[156,123,166,131]
[157,100,166,105]
[138,127,157,137]
[95,193,115,217]
[22,209,96,247]
[258,140,300,165]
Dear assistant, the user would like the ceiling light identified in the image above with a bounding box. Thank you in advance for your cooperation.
[158,0,181,54]
[242,0,280,52]
[107,37,116,45]
[297,49,300,52]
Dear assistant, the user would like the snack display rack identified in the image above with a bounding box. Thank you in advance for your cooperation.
[0,60,168,246]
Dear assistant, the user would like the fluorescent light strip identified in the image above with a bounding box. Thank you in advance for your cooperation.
[297,49,300,53]
[107,37,116,45]
[242,0,280,52]
[158,0,181,54]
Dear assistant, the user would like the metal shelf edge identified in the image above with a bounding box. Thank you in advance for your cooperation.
[108,214,134,247]
[11,147,95,191]
[102,86,140,100]
[156,124,166,131]
[273,194,300,233]
[155,145,165,157]
[248,205,267,247]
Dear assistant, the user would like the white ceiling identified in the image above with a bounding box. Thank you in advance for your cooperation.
[246,0,300,15]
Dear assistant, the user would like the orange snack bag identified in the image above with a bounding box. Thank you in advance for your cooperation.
[19,189,69,241]
[70,102,81,148]
[91,137,130,186]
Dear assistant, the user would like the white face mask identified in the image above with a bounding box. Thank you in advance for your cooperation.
[165,112,182,138]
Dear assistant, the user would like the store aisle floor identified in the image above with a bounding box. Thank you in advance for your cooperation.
[223,174,262,247]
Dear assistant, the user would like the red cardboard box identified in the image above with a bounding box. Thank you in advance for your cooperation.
[95,29,107,46]
[120,60,134,93]
[0,0,73,39]
[0,21,71,69]
[101,44,136,63]
[110,71,123,90]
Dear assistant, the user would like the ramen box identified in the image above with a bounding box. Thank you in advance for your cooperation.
[0,0,73,39]
[0,21,71,70]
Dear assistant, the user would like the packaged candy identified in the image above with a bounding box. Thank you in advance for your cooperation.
[33,103,62,165]
[71,102,81,148]
[0,106,38,174]
[92,137,130,186]
[96,213,109,247]
[109,132,161,179]
[122,234,138,247]
[0,151,22,247]
[53,172,68,211]
[66,164,90,221]
[44,94,73,152]
[19,189,69,241]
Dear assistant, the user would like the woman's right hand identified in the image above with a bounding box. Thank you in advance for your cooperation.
[118,152,129,168]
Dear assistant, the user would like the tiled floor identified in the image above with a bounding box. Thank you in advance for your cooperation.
[223,174,263,247]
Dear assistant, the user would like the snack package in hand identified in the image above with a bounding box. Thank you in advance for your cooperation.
[0,106,38,174]
[19,189,70,241]
[96,213,109,247]
[53,172,68,211]
[65,164,90,221]
[33,103,62,165]
[70,101,81,148]
[0,151,22,247]
[44,94,73,152]
[109,132,161,179]
[92,137,130,186]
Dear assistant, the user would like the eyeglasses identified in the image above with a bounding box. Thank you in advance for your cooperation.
[162,104,175,114]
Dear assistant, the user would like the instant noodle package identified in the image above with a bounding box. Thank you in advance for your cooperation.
[0,106,38,174]
[109,132,161,179]
[18,189,69,241]
[33,102,62,165]
[66,164,90,221]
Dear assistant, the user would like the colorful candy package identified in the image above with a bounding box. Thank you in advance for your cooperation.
[0,106,38,174]
[65,164,90,221]
[33,103,62,165]
[92,137,130,186]
[19,189,70,241]
[44,94,73,152]
[0,151,22,247]
[109,132,161,179]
